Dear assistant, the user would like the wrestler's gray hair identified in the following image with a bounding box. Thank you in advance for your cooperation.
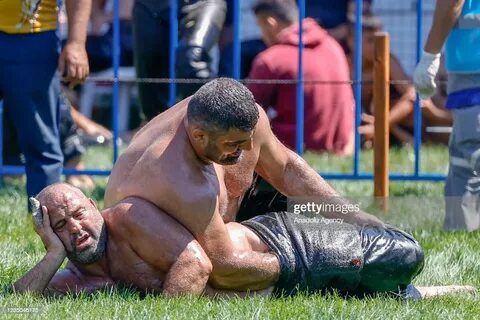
[187,78,259,134]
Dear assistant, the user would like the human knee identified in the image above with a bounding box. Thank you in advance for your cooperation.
[387,226,425,283]
[361,225,425,284]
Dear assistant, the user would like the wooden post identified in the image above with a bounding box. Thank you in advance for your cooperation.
[373,32,390,210]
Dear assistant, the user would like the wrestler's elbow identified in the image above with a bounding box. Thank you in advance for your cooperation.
[181,259,212,296]
[164,249,213,296]
[186,246,213,289]
[196,256,214,285]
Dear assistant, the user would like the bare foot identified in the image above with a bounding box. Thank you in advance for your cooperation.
[415,285,477,299]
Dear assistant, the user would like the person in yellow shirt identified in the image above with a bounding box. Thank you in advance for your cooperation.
[0,0,91,206]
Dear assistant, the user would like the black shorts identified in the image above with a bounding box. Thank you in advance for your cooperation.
[242,211,425,297]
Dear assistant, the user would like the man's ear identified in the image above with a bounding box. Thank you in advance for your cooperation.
[266,16,278,29]
[89,198,97,209]
[191,127,208,146]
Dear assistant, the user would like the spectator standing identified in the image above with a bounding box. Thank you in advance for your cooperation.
[132,0,226,121]
[414,0,480,231]
[0,0,91,203]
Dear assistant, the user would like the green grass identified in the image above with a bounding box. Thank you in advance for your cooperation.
[0,145,479,319]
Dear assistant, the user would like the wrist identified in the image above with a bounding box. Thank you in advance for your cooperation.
[45,249,66,263]
[422,50,441,61]
[65,39,86,47]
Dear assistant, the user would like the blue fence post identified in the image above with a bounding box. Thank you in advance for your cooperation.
[112,0,120,162]
[169,0,178,107]
[232,0,241,79]
[295,0,305,155]
[414,0,423,175]
[353,0,363,176]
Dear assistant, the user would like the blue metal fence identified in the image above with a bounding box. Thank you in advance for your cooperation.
[0,0,447,181]
[353,0,363,176]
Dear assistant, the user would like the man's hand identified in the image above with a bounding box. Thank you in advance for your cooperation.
[59,42,89,88]
[359,113,375,141]
[30,198,66,258]
[13,200,67,294]
[413,51,441,99]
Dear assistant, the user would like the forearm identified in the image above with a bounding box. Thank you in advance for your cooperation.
[424,0,464,53]
[13,252,65,295]
[421,100,452,125]
[274,150,381,224]
[65,0,92,45]
[209,250,279,291]
[275,149,338,198]
[389,98,414,125]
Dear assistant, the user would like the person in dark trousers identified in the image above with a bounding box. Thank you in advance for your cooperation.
[132,0,226,120]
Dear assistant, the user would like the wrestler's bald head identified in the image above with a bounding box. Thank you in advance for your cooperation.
[36,182,88,209]
[36,182,107,265]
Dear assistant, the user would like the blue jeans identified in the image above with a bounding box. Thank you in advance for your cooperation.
[0,31,63,200]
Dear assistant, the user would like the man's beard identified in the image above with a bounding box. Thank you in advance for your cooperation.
[205,142,243,165]
[219,153,242,165]
[67,224,107,265]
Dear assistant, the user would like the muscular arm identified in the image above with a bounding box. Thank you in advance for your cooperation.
[186,195,280,290]
[254,107,383,226]
[424,0,464,54]
[13,257,103,297]
[13,252,65,295]
[45,263,110,296]
[161,242,211,296]
[152,189,280,291]
[118,198,212,296]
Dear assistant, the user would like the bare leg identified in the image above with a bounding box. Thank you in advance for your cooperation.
[415,285,477,299]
